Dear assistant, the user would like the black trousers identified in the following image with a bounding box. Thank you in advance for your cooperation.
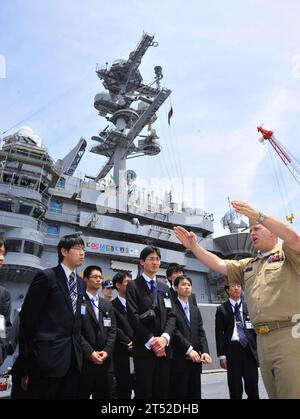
[169,358,202,399]
[134,355,171,399]
[78,360,112,399]
[27,350,80,399]
[113,354,134,399]
[227,341,259,399]
[27,369,80,399]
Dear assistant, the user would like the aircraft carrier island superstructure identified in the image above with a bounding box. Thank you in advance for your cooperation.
[0,33,249,313]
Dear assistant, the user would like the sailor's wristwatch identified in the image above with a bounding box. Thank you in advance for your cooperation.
[256,212,266,224]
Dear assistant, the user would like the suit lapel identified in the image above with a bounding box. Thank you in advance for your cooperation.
[114,297,126,314]
[242,300,249,323]
[189,304,197,329]
[225,300,235,334]
[85,294,100,327]
[175,298,191,328]
[136,276,153,306]
[54,265,74,315]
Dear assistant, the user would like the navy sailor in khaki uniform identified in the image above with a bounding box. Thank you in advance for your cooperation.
[175,200,300,399]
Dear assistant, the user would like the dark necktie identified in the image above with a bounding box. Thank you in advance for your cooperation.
[234,302,248,348]
[149,279,156,294]
[68,272,77,314]
[184,304,190,326]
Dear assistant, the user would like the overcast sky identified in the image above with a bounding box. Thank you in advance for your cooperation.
[1,0,300,236]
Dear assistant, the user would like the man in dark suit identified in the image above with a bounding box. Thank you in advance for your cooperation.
[78,265,116,399]
[126,246,176,399]
[0,237,11,367]
[215,283,259,399]
[112,271,134,399]
[19,234,86,399]
[170,275,211,399]
[165,263,197,306]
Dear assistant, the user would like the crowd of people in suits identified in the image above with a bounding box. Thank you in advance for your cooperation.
[0,233,261,399]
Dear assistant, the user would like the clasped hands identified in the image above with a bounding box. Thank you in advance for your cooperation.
[150,336,167,357]
[90,350,108,364]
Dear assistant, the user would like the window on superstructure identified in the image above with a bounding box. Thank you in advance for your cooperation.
[56,177,66,189]
[19,204,33,215]
[32,206,44,218]
[24,241,43,257]
[47,225,60,236]
[49,199,63,213]
[6,239,22,253]
[0,200,12,212]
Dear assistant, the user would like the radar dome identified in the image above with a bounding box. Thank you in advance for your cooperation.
[17,126,34,137]
[94,92,111,102]
[111,57,127,68]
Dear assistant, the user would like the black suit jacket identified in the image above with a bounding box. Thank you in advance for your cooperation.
[126,276,176,358]
[81,294,116,373]
[19,265,84,377]
[215,300,259,364]
[111,297,133,356]
[172,299,209,361]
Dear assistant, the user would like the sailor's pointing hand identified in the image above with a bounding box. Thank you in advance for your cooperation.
[174,226,198,250]
[231,201,259,220]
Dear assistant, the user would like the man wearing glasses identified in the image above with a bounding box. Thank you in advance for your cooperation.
[78,265,116,399]
[215,283,259,399]
[19,234,86,399]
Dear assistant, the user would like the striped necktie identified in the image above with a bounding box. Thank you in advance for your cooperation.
[234,302,248,347]
[68,272,77,314]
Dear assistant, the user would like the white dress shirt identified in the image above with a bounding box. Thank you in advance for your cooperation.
[218,298,244,360]
[177,297,193,356]
[87,291,99,320]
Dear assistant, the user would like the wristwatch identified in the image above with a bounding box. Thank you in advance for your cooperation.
[256,212,266,224]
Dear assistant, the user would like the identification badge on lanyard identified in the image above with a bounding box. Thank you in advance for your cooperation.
[164,298,172,309]
[80,304,86,315]
[245,320,253,329]
[103,317,112,327]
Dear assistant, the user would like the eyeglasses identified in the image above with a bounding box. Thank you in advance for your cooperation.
[71,246,86,252]
[89,275,103,280]
[145,257,161,262]
[229,284,241,289]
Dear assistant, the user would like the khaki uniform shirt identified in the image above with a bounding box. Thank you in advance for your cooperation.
[224,243,300,325]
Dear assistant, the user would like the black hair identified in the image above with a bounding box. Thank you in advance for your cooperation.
[166,262,185,278]
[0,237,7,254]
[83,265,102,279]
[57,234,85,263]
[112,271,132,288]
[174,274,192,287]
[139,246,161,261]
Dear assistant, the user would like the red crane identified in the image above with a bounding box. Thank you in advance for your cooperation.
[257,125,300,223]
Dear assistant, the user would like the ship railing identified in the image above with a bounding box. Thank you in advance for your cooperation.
[0,183,49,206]
[79,180,111,192]
[0,211,47,233]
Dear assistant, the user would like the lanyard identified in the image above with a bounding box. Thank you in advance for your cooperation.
[88,296,109,317]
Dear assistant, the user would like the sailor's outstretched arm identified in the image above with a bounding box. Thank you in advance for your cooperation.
[174,226,227,275]
[232,201,300,253]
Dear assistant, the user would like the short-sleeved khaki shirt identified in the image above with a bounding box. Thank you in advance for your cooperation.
[225,243,300,325]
